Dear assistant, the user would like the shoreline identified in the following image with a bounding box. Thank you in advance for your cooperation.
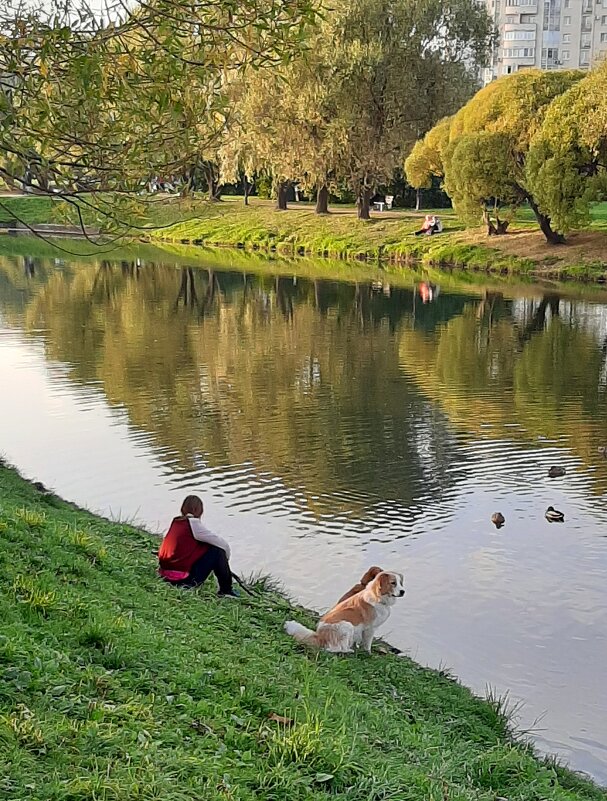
[1,194,607,283]
[1,456,606,798]
[145,199,607,282]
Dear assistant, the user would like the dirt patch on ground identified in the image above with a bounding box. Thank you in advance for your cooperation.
[463,228,607,271]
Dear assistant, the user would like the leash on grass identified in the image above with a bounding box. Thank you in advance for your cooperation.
[230,571,256,597]
[229,572,300,612]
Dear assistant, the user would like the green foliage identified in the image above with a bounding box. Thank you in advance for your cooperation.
[404,116,452,190]
[0,460,605,800]
[410,69,585,240]
[444,131,518,223]
[256,175,273,200]
[526,60,607,233]
[226,0,494,218]
[0,0,320,234]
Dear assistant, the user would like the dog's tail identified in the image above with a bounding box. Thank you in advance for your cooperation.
[284,620,321,648]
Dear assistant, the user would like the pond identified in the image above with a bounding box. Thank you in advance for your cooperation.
[1,243,607,783]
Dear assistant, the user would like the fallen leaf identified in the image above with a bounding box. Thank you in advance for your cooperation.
[268,712,293,725]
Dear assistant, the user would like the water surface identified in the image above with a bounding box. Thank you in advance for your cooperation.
[1,247,606,781]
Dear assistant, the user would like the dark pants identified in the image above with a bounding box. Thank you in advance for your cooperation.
[176,546,233,593]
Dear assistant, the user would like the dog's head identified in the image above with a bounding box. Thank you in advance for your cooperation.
[369,571,405,604]
[360,565,383,586]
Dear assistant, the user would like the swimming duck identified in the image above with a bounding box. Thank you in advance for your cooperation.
[548,466,566,478]
[491,512,505,528]
[545,506,565,523]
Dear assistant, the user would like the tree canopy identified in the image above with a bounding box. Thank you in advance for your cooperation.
[219,0,494,219]
[406,69,586,242]
[526,60,607,234]
[0,0,319,234]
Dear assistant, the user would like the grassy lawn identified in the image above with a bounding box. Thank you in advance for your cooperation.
[0,195,66,225]
[1,193,607,279]
[1,459,606,801]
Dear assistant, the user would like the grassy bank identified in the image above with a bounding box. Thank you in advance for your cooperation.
[148,199,607,280]
[2,194,607,280]
[1,460,606,801]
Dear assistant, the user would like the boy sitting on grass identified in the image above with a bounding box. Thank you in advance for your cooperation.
[158,495,238,597]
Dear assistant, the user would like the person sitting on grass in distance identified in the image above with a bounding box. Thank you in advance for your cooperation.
[414,214,433,236]
[158,494,238,597]
[414,214,443,236]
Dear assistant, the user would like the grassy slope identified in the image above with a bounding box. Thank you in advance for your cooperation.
[148,199,537,274]
[1,461,606,801]
[2,194,607,279]
[145,198,607,278]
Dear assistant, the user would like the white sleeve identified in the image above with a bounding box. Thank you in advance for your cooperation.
[188,519,231,560]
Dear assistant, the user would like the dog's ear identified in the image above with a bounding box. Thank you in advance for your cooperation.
[360,565,383,585]
[378,572,393,596]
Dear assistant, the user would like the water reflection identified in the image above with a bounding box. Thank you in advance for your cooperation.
[1,257,469,528]
[0,250,606,782]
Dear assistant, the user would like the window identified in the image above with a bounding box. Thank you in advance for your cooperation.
[503,46,535,56]
[581,32,591,47]
[583,0,592,11]
[562,49,570,58]
[581,14,592,30]
[506,13,518,21]
[563,0,570,7]
[602,14,607,23]
[563,14,571,23]
[602,31,607,40]
[580,51,590,64]
[504,29,535,38]
[521,13,536,21]
[562,32,571,41]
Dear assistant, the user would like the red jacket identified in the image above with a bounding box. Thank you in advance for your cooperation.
[158,517,209,575]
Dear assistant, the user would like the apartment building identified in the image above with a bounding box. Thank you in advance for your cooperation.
[484,0,607,81]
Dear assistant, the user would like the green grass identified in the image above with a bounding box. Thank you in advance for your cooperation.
[0,196,65,225]
[149,198,467,259]
[0,458,605,800]
[2,193,607,279]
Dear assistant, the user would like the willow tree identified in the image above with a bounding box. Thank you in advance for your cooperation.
[0,0,318,236]
[221,0,493,219]
[408,70,584,242]
[325,0,494,220]
[404,116,452,209]
[526,60,607,234]
[218,59,340,212]
[219,38,345,213]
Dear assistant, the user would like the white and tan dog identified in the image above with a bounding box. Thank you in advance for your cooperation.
[284,570,405,654]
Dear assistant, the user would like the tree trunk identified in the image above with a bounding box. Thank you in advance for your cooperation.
[527,196,565,244]
[483,209,497,236]
[276,181,289,211]
[357,188,372,220]
[483,209,509,236]
[315,184,329,214]
[208,179,222,201]
[204,164,222,201]
[243,176,252,206]
[415,188,421,211]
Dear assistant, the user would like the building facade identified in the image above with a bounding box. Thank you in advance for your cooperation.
[484,0,607,81]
